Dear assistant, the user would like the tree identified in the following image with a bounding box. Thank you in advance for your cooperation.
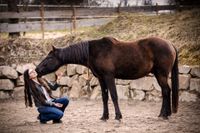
[144,0,152,6]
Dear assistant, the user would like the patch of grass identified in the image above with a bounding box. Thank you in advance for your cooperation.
[179,44,200,65]
[0,33,9,39]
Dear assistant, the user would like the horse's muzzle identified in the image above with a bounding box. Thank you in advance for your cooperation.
[35,68,42,77]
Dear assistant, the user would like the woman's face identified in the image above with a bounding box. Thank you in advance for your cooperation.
[28,69,38,79]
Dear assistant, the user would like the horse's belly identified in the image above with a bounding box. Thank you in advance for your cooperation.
[115,73,147,80]
[114,68,150,80]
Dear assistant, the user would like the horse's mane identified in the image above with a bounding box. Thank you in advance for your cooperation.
[61,41,89,65]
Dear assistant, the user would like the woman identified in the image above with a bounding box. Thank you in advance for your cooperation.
[23,69,69,124]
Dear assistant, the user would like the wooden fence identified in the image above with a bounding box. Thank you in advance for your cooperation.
[0,5,199,36]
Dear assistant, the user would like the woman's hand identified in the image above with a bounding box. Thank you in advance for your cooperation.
[56,72,63,81]
[57,75,62,80]
[54,103,63,108]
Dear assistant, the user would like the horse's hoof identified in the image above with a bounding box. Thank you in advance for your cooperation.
[162,116,168,120]
[158,114,168,120]
[100,115,109,121]
[115,114,122,120]
[159,110,171,119]
[100,118,108,121]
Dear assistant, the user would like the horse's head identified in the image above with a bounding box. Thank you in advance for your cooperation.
[36,46,62,77]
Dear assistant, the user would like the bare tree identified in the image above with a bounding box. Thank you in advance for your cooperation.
[144,0,152,5]
[120,0,128,7]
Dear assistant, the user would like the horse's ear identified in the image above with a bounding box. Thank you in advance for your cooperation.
[52,45,57,51]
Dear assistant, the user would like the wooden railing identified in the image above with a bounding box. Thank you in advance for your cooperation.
[0,5,199,34]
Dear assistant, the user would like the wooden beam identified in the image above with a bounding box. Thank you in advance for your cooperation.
[0,9,117,19]
[1,5,198,19]
[0,21,70,32]
[0,18,113,33]
[0,11,73,19]
[0,4,199,11]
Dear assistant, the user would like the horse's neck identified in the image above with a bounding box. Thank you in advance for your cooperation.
[61,41,89,66]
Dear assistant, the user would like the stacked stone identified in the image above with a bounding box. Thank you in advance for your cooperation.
[0,63,37,99]
[58,64,89,99]
[0,66,18,99]
[60,64,200,102]
[0,63,199,102]
[178,65,200,102]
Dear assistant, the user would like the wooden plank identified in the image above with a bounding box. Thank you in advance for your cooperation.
[77,15,117,19]
[0,13,116,19]
[0,18,113,33]
[0,9,116,19]
[0,4,199,12]
[76,7,117,16]
[0,4,113,8]
[0,21,70,32]
[0,10,73,19]
[1,5,194,19]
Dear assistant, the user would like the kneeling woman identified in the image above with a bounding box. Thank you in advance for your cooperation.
[24,69,69,124]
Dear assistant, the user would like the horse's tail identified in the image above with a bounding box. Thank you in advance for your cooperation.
[171,48,179,113]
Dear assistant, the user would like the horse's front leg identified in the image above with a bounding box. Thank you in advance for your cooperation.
[103,75,122,120]
[98,78,109,121]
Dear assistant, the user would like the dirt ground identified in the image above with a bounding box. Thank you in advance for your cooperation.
[0,98,200,133]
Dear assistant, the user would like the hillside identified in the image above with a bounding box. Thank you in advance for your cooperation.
[0,9,199,65]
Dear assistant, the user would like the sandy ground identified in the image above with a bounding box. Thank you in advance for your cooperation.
[0,98,200,133]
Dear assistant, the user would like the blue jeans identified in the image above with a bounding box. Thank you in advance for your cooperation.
[37,97,69,122]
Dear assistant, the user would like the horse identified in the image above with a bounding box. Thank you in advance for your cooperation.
[35,36,179,120]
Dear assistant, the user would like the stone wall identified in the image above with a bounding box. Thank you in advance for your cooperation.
[0,63,199,102]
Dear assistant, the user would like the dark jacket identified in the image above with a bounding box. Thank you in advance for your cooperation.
[31,78,60,107]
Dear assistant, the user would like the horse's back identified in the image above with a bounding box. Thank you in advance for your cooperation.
[114,36,176,69]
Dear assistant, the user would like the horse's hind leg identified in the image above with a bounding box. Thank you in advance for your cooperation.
[98,78,109,121]
[155,73,171,119]
[100,75,122,120]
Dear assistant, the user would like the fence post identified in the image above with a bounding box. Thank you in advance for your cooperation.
[40,0,44,39]
[155,3,158,15]
[71,5,76,33]
[176,2,181,12]
[117,2,121,14]
[22,2,29,36]
[7,0,20,38]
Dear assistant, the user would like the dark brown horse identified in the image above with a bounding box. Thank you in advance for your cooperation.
[36,37,179,120]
